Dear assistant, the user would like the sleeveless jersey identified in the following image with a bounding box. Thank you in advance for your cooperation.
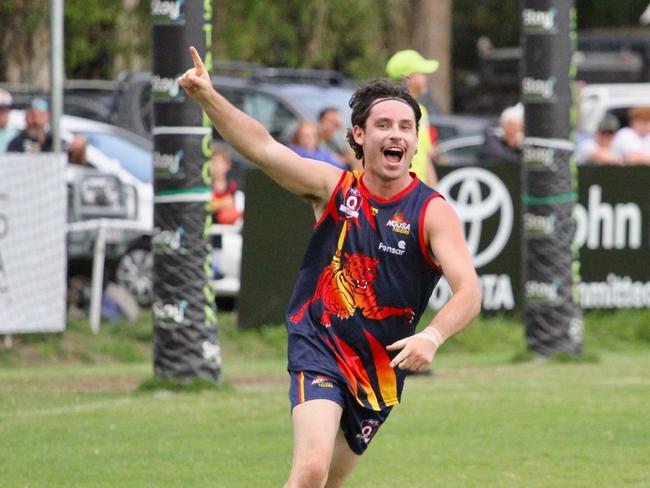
[286,171,443,411]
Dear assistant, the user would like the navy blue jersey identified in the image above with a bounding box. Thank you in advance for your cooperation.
[287,171,443,411]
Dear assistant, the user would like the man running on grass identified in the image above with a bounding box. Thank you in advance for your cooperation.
[179,47,481,488]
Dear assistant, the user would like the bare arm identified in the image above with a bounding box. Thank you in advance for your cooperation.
[178,47,342,210]
[388,198,481,371]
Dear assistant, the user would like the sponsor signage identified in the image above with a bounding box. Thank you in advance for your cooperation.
[434,165,521,311]
[434,164,650,311]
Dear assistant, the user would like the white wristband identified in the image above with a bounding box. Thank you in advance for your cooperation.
[421,328,445,348]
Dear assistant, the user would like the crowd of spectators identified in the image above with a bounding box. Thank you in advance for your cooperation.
[474,100,650,167]
[3,84,650,175]
[0,88,88,163]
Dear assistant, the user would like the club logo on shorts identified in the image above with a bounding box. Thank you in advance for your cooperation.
[386,212,411,235]
[339,188,362,219]
[311,375,334,388]
[357,419,380,444]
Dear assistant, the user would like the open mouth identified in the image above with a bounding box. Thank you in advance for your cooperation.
[383,146,405,164]
[355,279,368,289]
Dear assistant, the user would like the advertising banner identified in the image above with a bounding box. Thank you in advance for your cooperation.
[574,166,650,309]
[433,164,521,312]
[0,154,66,333]
[435,164,650,312]
[238,166,650,329]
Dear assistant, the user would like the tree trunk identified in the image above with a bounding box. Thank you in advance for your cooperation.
[2,1,50,87]
[411,0,452,113]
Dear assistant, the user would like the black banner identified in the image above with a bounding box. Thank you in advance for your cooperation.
[152,0,221,381]
[237,166,650,329]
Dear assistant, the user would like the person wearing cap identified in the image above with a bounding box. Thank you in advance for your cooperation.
[7,97,53,153]
[611,107,650,165]
[477,103,524,164]
[386,49,439,187]
[0,89,18,153]
[576,113,623,165]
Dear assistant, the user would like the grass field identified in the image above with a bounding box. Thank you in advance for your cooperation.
[1,310,650,487]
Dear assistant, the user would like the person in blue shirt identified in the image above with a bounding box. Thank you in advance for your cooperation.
[289,121,347,169]
[0,89,18,153]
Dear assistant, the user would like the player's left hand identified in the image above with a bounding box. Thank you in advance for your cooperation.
[387,330,438,372]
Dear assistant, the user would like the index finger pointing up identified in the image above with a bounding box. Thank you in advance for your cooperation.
[189,46,205,75]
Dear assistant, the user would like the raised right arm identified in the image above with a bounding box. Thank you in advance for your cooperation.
[178,46,343,209]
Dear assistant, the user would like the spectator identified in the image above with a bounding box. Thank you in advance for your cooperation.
[386,49,439,187]
[478,103,524,164]
[611,107,650,165]
[0,89,17,153]
[289,121,346,169]
[67,135,89,165]
[7,97,52,153]
[576,114,623,165]
[317,107,360,170]
[209,142,242,225]
[208,142,242,281]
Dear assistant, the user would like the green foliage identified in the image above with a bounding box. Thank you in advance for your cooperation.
[214,0,399,79]
[576,0,650,29]
[3,1,648,82]
[64,0,143,78]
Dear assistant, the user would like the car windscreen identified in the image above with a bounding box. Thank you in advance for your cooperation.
[78,131,153,183]
[287,87,353,123]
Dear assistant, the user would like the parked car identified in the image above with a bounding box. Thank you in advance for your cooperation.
[436,134,485,166]
[577,82,650,136]
[108,67,355,186]
[429,113,496,142]
[7,110,154,306]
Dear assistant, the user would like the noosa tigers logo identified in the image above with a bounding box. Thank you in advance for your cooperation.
[290,251,413,327]
[386,212,411,235]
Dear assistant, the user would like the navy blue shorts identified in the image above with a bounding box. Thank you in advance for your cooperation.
[289,370,391,455]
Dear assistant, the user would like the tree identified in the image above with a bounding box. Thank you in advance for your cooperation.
[392,0,453,112]
[0,0,50,87]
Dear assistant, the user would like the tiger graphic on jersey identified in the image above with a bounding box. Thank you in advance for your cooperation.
[290,222,414,327]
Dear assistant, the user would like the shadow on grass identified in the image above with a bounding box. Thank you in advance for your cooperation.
[138,375,234,393]
[510,349,600,364]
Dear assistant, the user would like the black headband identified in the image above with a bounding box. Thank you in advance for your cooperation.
[366,97,413,112]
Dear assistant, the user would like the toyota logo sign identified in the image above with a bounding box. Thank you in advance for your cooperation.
[437,168,513,268]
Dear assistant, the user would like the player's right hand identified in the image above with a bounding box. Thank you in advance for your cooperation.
[178,46,213,102]
[386,330,438,372]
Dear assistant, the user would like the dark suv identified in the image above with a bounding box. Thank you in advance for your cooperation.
[109,66,355,184]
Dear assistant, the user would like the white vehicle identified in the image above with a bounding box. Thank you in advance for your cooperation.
[8,111,154,305]
[578,82,650,135]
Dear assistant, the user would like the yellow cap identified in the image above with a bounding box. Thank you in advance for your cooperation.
[386,50,439,79]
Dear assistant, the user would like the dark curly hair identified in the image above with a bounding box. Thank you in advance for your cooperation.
[345,79,421,161]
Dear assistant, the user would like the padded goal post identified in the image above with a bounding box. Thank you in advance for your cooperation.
[151,0,222,381]
[521,0,583,355]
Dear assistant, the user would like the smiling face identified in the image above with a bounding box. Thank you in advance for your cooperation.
[352,99,418,182]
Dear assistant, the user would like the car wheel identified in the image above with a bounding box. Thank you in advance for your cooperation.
[115,248,153,307]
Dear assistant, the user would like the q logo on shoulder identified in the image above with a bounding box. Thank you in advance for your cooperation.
[437,168,513,268]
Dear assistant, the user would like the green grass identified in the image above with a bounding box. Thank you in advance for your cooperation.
[1,309,650,486]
